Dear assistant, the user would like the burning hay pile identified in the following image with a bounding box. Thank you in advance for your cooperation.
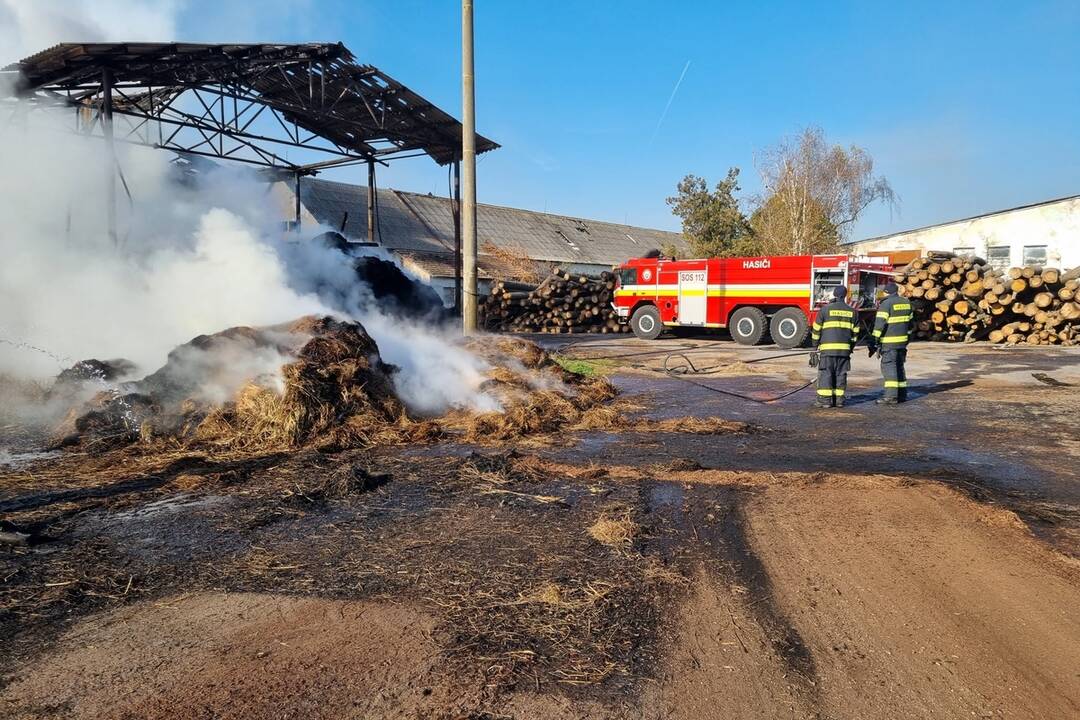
[454,336,622,442]
[190,317,421,451]
[52,317,418,452]
[48,318,633,455]
[893,253,1080,345]
[481,267,630,334]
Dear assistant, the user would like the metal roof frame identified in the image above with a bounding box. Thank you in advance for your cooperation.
[1,42,498,171]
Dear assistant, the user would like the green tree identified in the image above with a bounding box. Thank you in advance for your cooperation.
[752,126,896,254]
[665,169,755,258]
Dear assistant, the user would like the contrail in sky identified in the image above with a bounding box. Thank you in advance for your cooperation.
[650,60,691,146]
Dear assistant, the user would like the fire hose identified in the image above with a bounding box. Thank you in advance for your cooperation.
[554,339,817,405]
[660,349,816,404]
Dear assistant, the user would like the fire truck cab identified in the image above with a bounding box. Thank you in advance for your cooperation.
[612,254,894,348]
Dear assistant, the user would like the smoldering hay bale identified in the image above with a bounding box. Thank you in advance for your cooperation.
[447,335,622,442]
[54,316,421,451]
[313,231,448,322]
[52,358,138,389]
[52,321,627,453]
[465,335,551,370]
[192,316,420,451]
[56,322,744,454]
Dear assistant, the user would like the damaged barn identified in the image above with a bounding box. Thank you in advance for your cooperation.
[3,26,1080,720]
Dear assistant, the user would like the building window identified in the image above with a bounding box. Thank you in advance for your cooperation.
[1022,245,1047,267]
[953,246,975,256]
[987,246,1011,271]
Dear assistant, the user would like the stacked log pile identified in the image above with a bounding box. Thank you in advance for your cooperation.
[481,268,630,334]
[892,252,1080,346]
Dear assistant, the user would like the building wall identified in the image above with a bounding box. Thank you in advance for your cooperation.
[848,197,1080,271]
[269,181,321,233]
[420,277,498,308]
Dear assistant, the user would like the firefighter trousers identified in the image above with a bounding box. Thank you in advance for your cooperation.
[880,348,908,401]
[816,355,850,405]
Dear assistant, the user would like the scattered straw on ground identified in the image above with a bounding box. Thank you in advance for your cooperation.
[588,511,637,547]
[637,417,752,434]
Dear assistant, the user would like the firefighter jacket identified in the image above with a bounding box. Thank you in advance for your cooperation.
[812,300,859,356]
[873,293,913,349]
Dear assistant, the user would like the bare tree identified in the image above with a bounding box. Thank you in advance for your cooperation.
[752,127,897,254]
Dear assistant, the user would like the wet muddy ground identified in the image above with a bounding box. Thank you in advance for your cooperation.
[2,337,1079,718]
[537,335,1080,555]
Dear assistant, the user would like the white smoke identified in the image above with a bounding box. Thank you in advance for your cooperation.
[0,1,502,427]
[274,234,498,414]
[0,125,328,376]
[0,0,178,64]
[357,313,499,415]
[0,115,497,421]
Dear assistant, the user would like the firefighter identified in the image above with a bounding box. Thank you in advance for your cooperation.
[810,285,859,408]
[870,282,913,404]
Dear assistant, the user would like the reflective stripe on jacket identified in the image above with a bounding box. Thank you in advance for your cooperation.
[812,300,859,356]
[873,293,913,348]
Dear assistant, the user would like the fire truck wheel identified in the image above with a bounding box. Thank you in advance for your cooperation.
[769,307,810,349]
[730,307,769,346]
[630,305,664,340]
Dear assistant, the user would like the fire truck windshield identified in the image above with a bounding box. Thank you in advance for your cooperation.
[617,268,636,286]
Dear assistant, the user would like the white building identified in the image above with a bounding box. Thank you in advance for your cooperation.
[845,194,1080,271]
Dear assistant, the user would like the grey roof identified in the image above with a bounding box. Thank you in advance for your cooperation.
[396,250,514,281]
[298,177,686,271]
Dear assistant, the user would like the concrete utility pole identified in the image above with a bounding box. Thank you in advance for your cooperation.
[367,158,376,244]
[461,0,478,333]
[101,68,118,245]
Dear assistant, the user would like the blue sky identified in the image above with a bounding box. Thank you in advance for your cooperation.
[170,0,1080,239]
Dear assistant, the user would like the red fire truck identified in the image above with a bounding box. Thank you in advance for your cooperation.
[612,254,894,348]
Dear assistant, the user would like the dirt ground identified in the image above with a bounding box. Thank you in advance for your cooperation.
[2,338,1079,719]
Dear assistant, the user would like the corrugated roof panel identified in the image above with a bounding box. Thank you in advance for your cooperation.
[297,180,688,268]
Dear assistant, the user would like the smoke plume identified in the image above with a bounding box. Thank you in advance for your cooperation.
[0,1,178,65]
[0,119,496,429]
[0,0,506,438]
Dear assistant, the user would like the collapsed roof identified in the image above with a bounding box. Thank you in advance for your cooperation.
[3,42,498,170]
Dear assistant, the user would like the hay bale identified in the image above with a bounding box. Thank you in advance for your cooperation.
[313,231,447,321]
[59,316,410,453]
[190,317,405,450]
[51,391,157,450]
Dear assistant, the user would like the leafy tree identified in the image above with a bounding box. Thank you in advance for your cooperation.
[752,126,896,254]
[665,169,754,258]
